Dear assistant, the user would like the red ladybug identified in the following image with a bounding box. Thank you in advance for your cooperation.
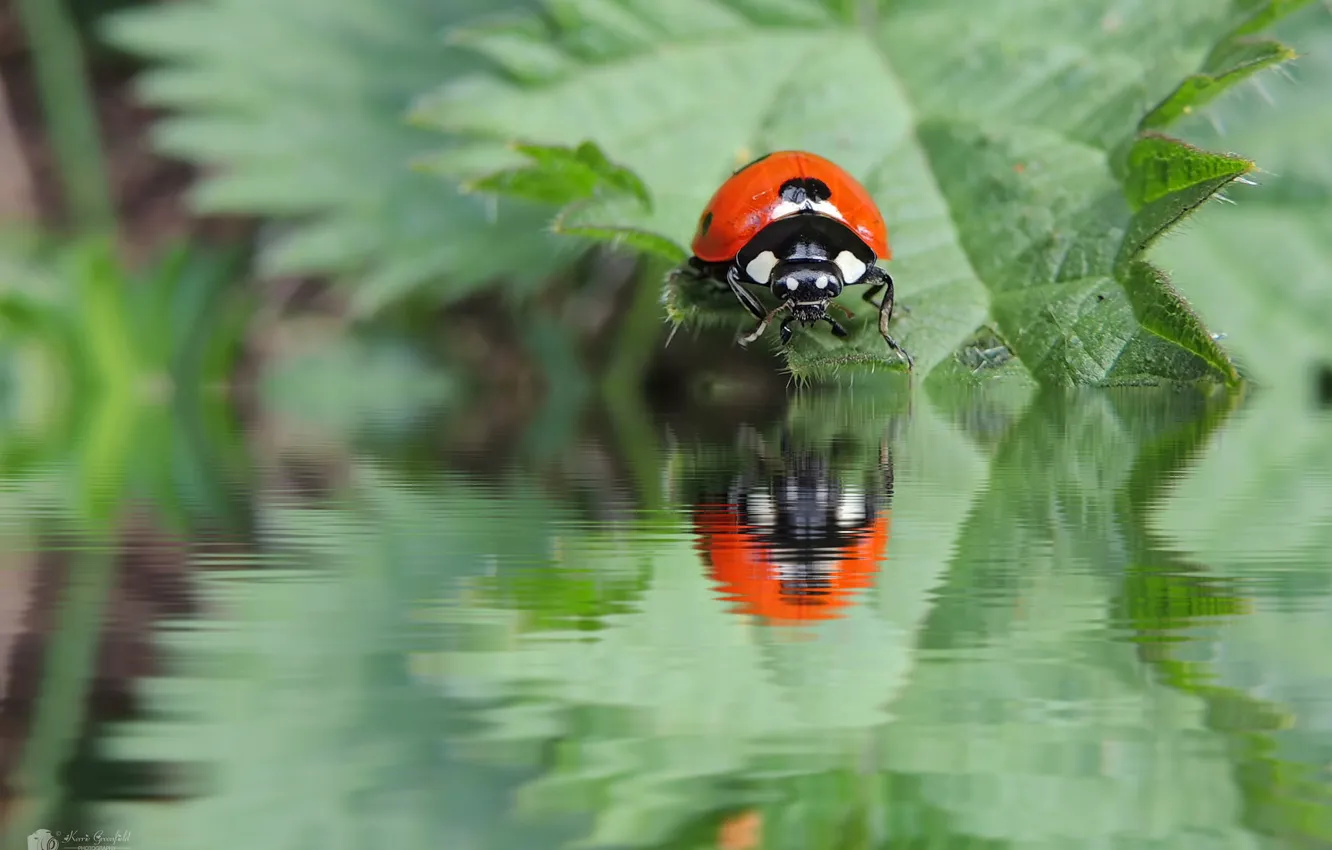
[683,151,911,368]
[691,452,894,624]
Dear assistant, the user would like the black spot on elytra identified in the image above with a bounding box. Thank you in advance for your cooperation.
[699,211,713,236]
[779,177,832,204]
[733,153,772,174]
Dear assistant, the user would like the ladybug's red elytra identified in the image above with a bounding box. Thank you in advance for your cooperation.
[682,150,912,368]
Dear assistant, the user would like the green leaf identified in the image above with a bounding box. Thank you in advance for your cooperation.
[1150,5,1332,387]
[466,141,653,208]
[1138,0,1321,138]
[259,334,457,440]
[920,125,1242,387]
[102,0,580,314]
[1120,134,1254,211]
[1228,0,1319,38]
[1139,38,1297,131]
[1153,207,1332,386]
[414,0,1308,385]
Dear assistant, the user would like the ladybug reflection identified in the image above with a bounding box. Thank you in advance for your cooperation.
[692,446,893,624]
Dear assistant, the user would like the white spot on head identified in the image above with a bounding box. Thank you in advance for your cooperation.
[771,199,844,221]
[810,200,844,220]
[785,277,799,291]
[745,251,779,284]
[837,488,866,526]
[834,251,867,283]
[815,274,829,290]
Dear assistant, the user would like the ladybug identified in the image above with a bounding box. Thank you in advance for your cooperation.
[683,150,912,369]
[690,444,894,624]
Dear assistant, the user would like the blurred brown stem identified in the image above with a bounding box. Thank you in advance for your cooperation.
[0,72,37,222]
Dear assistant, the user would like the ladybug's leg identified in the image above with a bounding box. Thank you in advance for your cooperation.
[822,315,849,339]
[862,274,910,318]
[726,264,767,322]
[669,257,728,288]
[666,257,702,284]
[862,267,914,370]
[860,269,894,322]
[780,315,799,345]
[740,301,789,347]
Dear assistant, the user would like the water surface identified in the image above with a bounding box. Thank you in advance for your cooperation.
[4,386,1331,850]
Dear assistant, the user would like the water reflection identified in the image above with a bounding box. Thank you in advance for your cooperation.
[3,387,1332,849]
[687,425,894,624]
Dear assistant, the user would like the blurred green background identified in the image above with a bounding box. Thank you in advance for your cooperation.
[2,0,1332,848]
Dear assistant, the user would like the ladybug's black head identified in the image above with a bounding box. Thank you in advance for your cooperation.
[770,259,843,321]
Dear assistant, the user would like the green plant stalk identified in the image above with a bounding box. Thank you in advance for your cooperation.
[14,0,116,234]
[78,241,141,390]
[6,548,119,849]
[518,311,592,464]
[601,371,663,512]
[76,386,139,529]
[601,257,668,395]
[600,256,670,511]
